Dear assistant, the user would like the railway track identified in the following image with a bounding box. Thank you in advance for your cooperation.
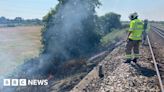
[151,25,164,39]
[148,25,164,92]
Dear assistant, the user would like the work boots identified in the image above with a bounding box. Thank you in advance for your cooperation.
[124,58,138,63]
[132,58,138,63]
[124,59,131,63]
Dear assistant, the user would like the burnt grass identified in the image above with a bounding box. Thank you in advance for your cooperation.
[1,42,118,92]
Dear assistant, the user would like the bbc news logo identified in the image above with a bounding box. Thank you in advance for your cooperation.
[3,79,48,86]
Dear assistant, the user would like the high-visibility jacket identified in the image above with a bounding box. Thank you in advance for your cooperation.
[128,19,144,40]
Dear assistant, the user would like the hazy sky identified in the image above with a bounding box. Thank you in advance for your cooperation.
[0,0,164,21]
[97,0,164,21]
[0,0,57,19]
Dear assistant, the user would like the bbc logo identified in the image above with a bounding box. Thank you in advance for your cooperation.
[3,79,27,86]
[3,79,48,86]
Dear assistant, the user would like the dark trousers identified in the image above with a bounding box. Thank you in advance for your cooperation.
[142,30,147,45]
[126,39,141,60]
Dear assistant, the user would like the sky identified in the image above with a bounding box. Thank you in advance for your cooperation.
[0,0,164,21]
[97,0,164,21]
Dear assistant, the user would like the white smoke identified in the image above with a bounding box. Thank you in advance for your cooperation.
[43,0,92,57]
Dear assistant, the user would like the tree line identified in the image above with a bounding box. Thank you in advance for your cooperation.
[0,16,42,26]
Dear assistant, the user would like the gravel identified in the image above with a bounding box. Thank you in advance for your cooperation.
[71,44,160,92]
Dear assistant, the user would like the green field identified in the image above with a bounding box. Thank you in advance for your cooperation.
[100,28,127,46]
[0,26,42,75]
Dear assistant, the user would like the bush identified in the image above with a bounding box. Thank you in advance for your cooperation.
[97,12,121,35]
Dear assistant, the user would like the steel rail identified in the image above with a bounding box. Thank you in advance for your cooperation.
[151,26,164,39]
[155,28,164,36]
[147,35,164,92]
[152,25,164,33]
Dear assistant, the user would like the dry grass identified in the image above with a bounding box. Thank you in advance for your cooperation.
[100,28,127,46]
[0,26,43,75]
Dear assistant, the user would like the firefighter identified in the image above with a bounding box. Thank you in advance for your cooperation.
[125,12,144,63]
[142,19,148,45]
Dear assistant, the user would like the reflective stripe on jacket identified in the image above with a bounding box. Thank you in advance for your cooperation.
[128,19,144,40]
